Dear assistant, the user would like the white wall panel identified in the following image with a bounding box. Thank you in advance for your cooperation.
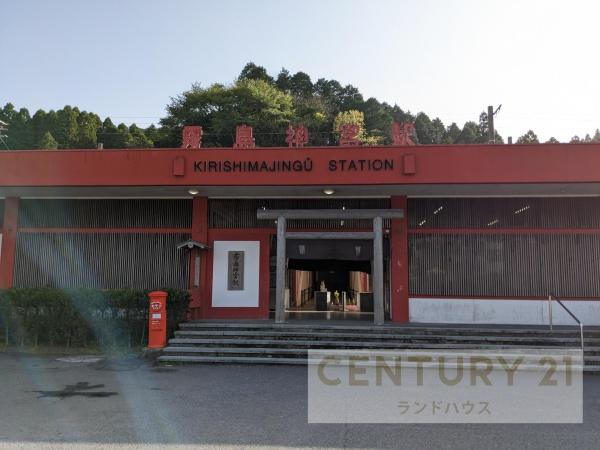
[212,241,260,307]
[410,298,600,325]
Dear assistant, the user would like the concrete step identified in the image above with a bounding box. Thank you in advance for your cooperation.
[166,337,593,351]
[157,355,307,365]
[163,346,308,357]
[179,321,597,337]
[163,345,600,363]
[157,353,600,372]
[170,333,595,347]
[163,322,597,371]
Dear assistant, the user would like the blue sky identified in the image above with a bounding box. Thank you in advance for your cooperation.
[1,0,599,142]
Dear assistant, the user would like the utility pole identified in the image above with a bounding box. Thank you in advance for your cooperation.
[487,106,494,143]
[487,104,502,144]
[0,119,8,150]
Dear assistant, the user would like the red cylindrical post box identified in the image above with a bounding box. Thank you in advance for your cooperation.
[148,290,168,349]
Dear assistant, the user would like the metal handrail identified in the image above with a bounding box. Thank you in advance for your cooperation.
[548,295,584,354]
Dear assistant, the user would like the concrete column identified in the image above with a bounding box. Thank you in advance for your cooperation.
[373,216,384,325]
[0,197,19,289]
[275,216,287,323]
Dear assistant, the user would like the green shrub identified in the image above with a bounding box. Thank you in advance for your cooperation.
[0,288,190,349]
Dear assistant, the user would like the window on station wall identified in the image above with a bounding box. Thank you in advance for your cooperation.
[408,198,600,229]
[409,234,600,298]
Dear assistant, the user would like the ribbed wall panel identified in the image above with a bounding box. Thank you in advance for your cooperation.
[409,234,600,297]
[0,199,4,228]
[14,233,190,289]
[19,199,192,228]
[409,198,600,229]
[209,198,391,229]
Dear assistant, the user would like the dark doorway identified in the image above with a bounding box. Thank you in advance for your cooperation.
[286,257,373,316]
[268,235,388,320]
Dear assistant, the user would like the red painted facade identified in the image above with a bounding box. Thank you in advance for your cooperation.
[1,143,600,187]
[2,142,600,321]
[0,197,19,288]
[390,196,409,322]
[189,197,208,319]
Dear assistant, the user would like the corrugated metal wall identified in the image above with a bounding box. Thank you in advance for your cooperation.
[409,197,600,297]
[409,197,600,229]
[409,234,600,297]
[19,199,192,228]
[14,232,190,289]
[209,198,391,229]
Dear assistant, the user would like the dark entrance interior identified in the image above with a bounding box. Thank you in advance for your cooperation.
[269,237,384,319]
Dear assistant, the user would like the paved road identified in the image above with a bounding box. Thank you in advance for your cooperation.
[0,352,599,450]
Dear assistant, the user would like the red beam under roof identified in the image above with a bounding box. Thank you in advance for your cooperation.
[1,144,600,187]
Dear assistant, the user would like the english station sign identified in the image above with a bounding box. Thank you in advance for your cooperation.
[193,158,396,174]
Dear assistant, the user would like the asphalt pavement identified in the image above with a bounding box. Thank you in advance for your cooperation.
[0,352,599,450]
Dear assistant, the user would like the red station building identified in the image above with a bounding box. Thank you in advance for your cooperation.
[1,125,600,326]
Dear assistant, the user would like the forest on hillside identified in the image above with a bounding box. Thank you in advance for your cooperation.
[1,62,599,150]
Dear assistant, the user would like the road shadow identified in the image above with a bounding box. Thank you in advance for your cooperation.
[29,381,118,399]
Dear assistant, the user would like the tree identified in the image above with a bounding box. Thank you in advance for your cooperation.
[362,98,393,144]
[545,137,560,143]
[333,110,380,145]
[477,112,489,143]
[128,124,153,148]
[30,109,48,146]
[238,62,274,84]
[516,130,539,144]
[115,123,133,148]
[98,118,119,148]
[456,121,479,144]
[76,111,101,148]
[446,122,461,144]
[584,133,592,143]
[145,124,167,147]
[2,64,521,149]
[288,71,313,98]
[592,129,600,143]
[0,104,32,149]
[38,131,58,149]
[55,106,80,148]
[430,118,448,144]
[387,104,414,125]
[161,78,295,147]
[414,113,434,144]
[570,135,581,144]
[292,95,331,145]
[275,68,292,92]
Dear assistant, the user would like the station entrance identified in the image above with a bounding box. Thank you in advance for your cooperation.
[259,208,403,324]
[269,236,391,321]
[285,238,375,319]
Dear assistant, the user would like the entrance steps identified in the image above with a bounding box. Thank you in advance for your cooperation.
[157,321,600,372]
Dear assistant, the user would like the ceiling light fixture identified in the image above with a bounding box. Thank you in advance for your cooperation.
[323,189,335,195]
[188,189,199,196]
